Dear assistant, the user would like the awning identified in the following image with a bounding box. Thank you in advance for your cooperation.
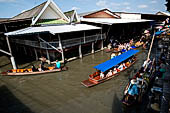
[5,24,101,36]
[155,30,165,36]
[81,18,154,25]
[93,49,139,72]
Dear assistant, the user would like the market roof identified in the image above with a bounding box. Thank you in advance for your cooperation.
[81,18,154,25]
[5,24,101,36]
[93,49,139,72]
[79,9,120,19]
[10,0,69,25]
[11,1,47,20]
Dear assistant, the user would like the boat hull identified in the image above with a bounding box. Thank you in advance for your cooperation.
[1,67,68,76]
[81,60,136,87]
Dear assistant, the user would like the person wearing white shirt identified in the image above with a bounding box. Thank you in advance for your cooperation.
[100,72,105,79]
[106,70,113,77]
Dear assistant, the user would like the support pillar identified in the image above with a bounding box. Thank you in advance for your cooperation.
[46,49,50,61]
[6,36,17,69]
[10,56,17,69]
[84,32,86,43]
[101,40,104,50]
[23,46,27,55]
[58,34,65,62]
[79,45,82,58]
[34,48,38,61]
[92,42,94,54]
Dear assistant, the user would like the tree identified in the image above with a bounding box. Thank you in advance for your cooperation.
[165,0,170,12]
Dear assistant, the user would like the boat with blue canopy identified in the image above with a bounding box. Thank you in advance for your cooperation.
[81,49,139,87]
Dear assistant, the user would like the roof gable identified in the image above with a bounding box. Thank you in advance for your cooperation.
[32,0,69,25]
[11,0,69,25]
[156,11,170,16]
[64,10,80,23]
[83,9,120,19]
[11,2,47,20]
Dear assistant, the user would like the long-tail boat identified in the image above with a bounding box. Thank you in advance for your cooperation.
[1,66,68,76]
[81,49,139,87]
[122,58,155,107]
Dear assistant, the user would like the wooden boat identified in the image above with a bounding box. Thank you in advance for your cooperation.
[81,59,136,87]
[81,49,139,87]
[122,59,155,106]
[104,48,120,53]
[134,41,143,48]
[1,66,68,76]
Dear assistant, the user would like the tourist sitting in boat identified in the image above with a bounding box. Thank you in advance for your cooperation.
[113,68,117,74]
[129,39,134,46]
[111,52,116,59]
[118,64,124,71]
[106,70,113,77]
[107,43,112,50]
[100,72,105,79]
[123,63,127,69]
[125,61,130,67]
[118,52,122,56]
[55,60,61,69]
[31,65,38,72]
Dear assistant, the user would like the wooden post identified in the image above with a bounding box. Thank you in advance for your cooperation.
[79,44,82,58]
[84,32,86,44]
[101,40,104,50]
[10,56,17,69]
[147,32,155,61]
[58,34,65,62]
[92,42,94,54]
[23,46,27,55]
[34,48,38,60]
[46,49,50,61]
[101,26,104,50]
[6,36,17,69]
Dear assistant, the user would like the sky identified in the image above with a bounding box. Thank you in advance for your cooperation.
[0,0,168,18]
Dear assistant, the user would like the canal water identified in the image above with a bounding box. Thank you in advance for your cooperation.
[0,49,148,113]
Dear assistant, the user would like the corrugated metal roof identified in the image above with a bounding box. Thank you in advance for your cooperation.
[81,18,154,25]
[5,24,101,36]
[11,1,47,20]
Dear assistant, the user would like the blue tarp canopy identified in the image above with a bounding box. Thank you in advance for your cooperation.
[93,49,139,72]
[155,30,165,36]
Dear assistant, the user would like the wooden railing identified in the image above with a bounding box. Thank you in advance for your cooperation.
[11,34,106,49]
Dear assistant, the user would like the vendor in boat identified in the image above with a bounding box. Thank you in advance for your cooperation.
[38,64,44,71]
[31,65,38,72]
[40,56,47,66]
[106,70,113,77]
[127,79,139,98]
[55,60,61,69]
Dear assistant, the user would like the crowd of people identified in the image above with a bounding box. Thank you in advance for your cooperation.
[98,56,136,79]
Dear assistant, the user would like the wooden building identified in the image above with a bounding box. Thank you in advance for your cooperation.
[79,9,154,46]
[3,0,105,68]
